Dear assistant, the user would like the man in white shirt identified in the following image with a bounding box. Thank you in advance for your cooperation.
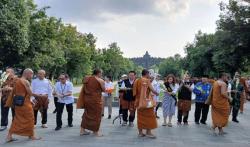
[151,74,162,119]
[54,74,74,131]
[31,70,53,128]
[102,76,114,119]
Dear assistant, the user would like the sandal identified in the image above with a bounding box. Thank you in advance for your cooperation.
[146,134,156,139]
[80,131,91,136]
[6,138,18,143]
[138,133,145,137]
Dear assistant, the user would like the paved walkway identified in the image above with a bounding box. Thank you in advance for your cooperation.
[1,102,250,147]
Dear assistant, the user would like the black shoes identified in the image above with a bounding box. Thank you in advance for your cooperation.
[232,119,239,123]
[108,115,111,119]
[200,121,207,125]
[195,122,200,125]
[53,110,57,114]
[55,126,61,131]
[68,124,73,127]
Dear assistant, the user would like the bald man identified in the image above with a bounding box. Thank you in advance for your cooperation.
[6,68,41,142]
[31,70,53,128]
[0,68,16,131]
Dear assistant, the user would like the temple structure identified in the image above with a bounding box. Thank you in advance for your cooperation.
[130,51,164,69]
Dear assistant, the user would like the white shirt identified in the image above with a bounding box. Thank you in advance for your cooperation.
[121,79,134,89]
[55,81,74,104]
[152,80,161,102]
[31,78,53,99]
[102,81,114,97]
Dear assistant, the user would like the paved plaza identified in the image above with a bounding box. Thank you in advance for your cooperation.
[0,102,250,147]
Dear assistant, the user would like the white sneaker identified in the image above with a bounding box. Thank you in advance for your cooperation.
[0,126,7,131]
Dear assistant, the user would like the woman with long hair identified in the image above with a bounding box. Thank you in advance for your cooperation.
[162,74,179,127]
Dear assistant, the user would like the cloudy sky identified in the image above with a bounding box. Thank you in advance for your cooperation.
[34,0,222,58]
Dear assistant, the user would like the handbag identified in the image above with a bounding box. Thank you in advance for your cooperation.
[12,79,27,107]
[13,95,25,106]
[138,79,156,109]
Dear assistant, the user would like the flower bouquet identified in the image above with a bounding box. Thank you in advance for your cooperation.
[0,72,10,88]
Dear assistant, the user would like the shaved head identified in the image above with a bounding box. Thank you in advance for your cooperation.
[23,68,34,81]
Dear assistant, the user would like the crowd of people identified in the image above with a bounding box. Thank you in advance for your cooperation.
[0,67,250,142]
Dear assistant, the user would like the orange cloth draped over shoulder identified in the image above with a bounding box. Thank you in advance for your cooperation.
[6,78,34,137]
[133,77,157,130]
[211,81,230,128]
[77,76,103,132]
[240,78,247,113]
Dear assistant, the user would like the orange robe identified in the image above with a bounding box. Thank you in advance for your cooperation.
[240,78,247,113]
[211,81,230,128]
[6,78,34,136]
[77,76,103,132]
[133,78,157,130]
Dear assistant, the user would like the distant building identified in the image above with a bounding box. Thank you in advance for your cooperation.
[130,51,164,69]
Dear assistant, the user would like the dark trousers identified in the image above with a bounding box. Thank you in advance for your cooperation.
[194,102,209,123]
[34,109,48,125]
[232,106,239,120]
[155,102,162,115]
[122,109,135,122]
[177,110,189,123]
[1,99,15,126]
[56,103,73,127]
[54,97,59,112]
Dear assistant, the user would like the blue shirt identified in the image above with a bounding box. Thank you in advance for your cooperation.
[193,82,212,103]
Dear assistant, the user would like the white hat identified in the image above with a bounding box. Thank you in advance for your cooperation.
[121,74,127,78]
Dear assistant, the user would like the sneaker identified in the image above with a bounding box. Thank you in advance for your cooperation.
[122,122,127,126]
[177,122,181,125]
[195,122,200,125]
[68,124,73,127]
[108,115,111,119]
[55,126,61,131]
[128,122,134,127]
[0,126,7,131]
[184,122,189,125]
[162,122,167,126]
[41,124,48,128]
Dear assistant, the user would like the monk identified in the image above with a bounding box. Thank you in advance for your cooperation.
[0,68,16,131]
[239,77,247,114]
[133,69,159,139]
[77,69,105,137]
[211,73,231,135]
[6,68,41,142]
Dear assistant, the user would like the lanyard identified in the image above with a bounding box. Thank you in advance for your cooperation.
[60,83,66,95]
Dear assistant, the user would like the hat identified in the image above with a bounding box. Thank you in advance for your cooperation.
[121,74,127,78]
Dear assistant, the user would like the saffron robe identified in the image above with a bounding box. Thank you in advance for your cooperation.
[133,77,157,130]
[77,76,104,132]
[6,78,34,136]
[211,81,230,128]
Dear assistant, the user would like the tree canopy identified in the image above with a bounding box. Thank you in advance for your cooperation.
[0,0,138,80]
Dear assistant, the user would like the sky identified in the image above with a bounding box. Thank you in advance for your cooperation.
[34,0,222,58]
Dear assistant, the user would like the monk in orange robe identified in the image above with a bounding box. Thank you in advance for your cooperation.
[133,69,159,138]
[77,69,105,137]
[239,77,247,113]
[6,68,41,142]
[211,73,231,135]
